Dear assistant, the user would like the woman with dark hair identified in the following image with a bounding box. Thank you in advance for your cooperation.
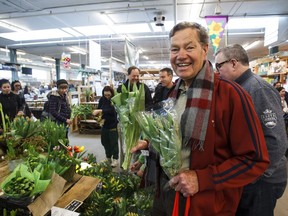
[93,86,119,167]
[0,79,24,129]
[11,80,32,117]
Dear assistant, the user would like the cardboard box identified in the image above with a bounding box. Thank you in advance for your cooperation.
[0,173,100,216]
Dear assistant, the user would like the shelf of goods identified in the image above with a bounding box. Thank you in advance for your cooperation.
[78,119,101,134]
[255,54,288,84]
[74,86,101,134]
[78,85,95,103]
[26,99,47,119]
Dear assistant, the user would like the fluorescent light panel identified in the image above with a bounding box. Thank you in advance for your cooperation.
[61,28,84,37]
[69,46,87,55]
[243,40,261,50]
[73,25,113,36]
[0,29,72,41]
[0,21,27,32]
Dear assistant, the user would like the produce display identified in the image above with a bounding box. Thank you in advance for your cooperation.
[0,115,153,215]
[3,176,34,197]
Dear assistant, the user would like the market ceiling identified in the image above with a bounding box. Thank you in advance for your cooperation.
[0,0,288,70]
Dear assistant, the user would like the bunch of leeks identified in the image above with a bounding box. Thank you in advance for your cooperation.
[111,83,145,170]
[135,109,182,178]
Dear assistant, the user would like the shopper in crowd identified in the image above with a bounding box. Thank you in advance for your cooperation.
[23,85,36,100]
[0,79,24,129]
[49,79,72,132]
[11,80,32,117]
[276,86,288,113]
[131,21,269,215]
[215,44,288,216]
[117,66,153,110]
[274,81,288,105]
[93,86,119,167]
[153,67,174,106]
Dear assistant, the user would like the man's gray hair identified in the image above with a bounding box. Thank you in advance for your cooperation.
[169,21,209,46]
[215,44,249,66]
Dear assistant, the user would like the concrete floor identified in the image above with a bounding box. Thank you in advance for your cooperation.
[68,131,288,216]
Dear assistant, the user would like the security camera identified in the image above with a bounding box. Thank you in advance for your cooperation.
[154,15,165,26]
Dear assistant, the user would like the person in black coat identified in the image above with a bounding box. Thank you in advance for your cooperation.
[117,66,153,110]
[93,86,119,167]
[0,79,24,130]
[153,67,174,108]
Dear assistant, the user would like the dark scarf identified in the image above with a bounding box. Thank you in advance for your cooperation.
[170,60,214,151]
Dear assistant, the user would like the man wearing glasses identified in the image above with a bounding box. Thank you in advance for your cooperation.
[215,44,288,216]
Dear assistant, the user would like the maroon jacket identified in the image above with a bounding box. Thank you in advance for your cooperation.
[184,74,269,215]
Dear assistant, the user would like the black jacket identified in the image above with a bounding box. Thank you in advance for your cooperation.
[49,91,71,125]
[152,83,173,109]
[98,97,118,129]
[0,92,22,127]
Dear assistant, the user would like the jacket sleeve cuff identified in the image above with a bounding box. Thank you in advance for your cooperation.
[195,168,214,192]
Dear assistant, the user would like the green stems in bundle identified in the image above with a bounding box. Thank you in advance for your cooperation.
[135,110,182,179]
[112,83,145,170]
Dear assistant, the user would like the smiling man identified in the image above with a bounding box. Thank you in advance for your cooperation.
[117,66,153,109]
[137,21,270,216]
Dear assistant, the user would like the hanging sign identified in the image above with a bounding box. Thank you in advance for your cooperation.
[205,16,228,53]
[61,52,71,69]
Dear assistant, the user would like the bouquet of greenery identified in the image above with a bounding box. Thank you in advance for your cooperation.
[111,83,145,170]
[135,100,182,178]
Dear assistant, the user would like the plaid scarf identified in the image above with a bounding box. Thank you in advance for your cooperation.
[170,60,214,151]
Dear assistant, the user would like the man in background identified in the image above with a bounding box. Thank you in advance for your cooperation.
[215,44,288,216]
[117,66,153,109]
[153,67,174,106]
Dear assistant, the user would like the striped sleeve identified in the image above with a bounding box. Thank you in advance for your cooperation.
[196,79,269,191]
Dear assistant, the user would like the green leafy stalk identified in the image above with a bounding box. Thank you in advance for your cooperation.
[0,103,6,135]
[112,83,145,170]
[135,109,182,178]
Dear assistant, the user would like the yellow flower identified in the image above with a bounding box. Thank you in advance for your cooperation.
[212,36,222,47]
[208,21,223,35]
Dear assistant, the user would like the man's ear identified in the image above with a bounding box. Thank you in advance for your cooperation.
[202,44,209,54]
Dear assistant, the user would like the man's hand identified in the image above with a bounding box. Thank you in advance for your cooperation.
[130,161,142,172]
[169,170,199,197]
[130,140,149,153]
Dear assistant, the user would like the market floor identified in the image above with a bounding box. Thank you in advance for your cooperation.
[68,131,288,216]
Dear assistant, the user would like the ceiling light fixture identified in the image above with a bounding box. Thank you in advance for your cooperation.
[0,48,10,53]
[214,0,222,15]
[69,47,87,55]
[100,13,114,26]
[0,21,27,32]
[243,40,261,50]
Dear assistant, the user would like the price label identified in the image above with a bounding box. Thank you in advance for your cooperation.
[64,199,83,211]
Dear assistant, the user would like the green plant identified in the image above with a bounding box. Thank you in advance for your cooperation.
[6,117,48,159]
[3,209,17,216]
[71,104,93,120]
[40,119,67,147]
